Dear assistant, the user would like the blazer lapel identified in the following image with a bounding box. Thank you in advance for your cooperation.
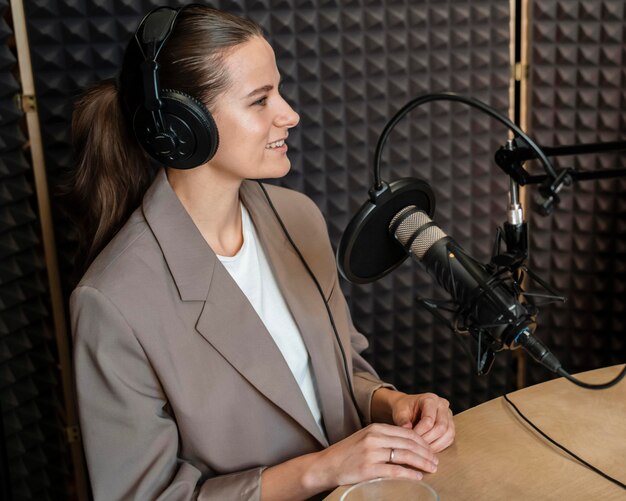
[196,268,328,447]
[142,170,328,447]
[240,182,347,445]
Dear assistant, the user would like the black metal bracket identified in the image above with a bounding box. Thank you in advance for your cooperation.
[495,136,626,215]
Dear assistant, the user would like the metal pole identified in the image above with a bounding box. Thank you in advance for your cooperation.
[10,1,89,499]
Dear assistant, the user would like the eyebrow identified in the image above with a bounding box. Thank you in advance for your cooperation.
[244,85,273,98]
[243,76,284,99]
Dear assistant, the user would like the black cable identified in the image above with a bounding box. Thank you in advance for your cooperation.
[257,182,366,428]
[503,393,626,490]
[556,366,626,390]
[520,334,626,390]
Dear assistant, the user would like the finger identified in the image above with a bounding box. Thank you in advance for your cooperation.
[420,406,451,444]
[367,463,424,481]
[369,432,439,464]
[387,446,439,474]
[429,428,455,453]
[362,423,430,447]
[364,433,434,460]
[429,413,456,452]
[413,397,439,435]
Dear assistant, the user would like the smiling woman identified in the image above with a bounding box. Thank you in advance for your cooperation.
[168,36,299,208]
[66,4,454,501]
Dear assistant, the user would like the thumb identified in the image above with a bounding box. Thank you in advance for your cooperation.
[394,406,414,428]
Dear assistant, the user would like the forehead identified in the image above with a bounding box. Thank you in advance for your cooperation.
[221,37,279,93]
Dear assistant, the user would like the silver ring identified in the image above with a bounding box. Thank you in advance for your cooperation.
[389,448,395,463]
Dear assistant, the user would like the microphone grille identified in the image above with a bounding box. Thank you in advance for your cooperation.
[390,206,447,259]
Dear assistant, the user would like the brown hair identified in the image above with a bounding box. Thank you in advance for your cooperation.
[68,6,263,275]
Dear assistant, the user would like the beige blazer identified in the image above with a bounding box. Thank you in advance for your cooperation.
[71,169,391,500]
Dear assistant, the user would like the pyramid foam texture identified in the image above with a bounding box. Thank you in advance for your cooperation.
[527,0,626,386]
[1,0,68,498]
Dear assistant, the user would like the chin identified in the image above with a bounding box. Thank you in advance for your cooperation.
[259,159,292,179]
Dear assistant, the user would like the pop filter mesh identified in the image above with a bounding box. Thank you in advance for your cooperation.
[341,181,434,282]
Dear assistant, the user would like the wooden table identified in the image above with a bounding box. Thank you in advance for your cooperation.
[326,365,626,500]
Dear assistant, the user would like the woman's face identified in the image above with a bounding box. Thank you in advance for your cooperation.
[207,36,300,181]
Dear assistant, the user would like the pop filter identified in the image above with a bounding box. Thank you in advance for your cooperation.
[337,178,434,284]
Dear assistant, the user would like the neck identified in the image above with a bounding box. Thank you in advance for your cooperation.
[166,166,244,257]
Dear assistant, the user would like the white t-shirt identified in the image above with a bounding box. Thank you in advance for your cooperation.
[217,204,324,433]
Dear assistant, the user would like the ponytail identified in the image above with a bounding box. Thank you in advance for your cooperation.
[69,79,151,275]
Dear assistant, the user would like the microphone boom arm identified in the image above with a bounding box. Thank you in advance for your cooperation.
[495,136,626,216]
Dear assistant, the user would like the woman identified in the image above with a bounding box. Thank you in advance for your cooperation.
[70,5,454,500]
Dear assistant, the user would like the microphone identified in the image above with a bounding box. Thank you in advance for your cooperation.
[389,205,536,352]
[389,205,563,372]
[391,202,626,387]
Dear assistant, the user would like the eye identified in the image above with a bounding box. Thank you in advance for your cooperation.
[252,96,268,106]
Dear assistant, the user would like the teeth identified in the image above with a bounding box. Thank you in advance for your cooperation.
[266,139,285,149]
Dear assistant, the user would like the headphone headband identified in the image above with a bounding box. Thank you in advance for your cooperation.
[136,7,179,56]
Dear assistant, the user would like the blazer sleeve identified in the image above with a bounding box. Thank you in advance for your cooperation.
[71,285,264,501]
[334,282,397,424]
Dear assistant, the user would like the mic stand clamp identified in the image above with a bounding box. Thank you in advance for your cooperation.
[494,135,626,215]
[533,168,573,216]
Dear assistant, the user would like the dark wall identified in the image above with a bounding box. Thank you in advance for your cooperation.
[0,1,67,499]
[526,0,626,385]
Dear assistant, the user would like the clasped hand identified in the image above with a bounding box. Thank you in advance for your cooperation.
[387,391,455,453]
[312,390,454,489]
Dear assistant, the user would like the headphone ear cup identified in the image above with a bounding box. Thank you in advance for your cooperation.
[133,89,219,169]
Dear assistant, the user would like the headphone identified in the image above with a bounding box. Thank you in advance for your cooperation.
[118,5,219,169]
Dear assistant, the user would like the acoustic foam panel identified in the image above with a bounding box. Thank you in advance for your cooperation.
[0,0,68,498]
[24,0,513,421]
[527,0,626,386]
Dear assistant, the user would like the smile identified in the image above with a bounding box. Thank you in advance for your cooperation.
[266,139,286,149]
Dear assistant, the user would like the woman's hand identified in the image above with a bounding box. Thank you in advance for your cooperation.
[263,391,454,500]
[372,389,455,453]
[303,423,438,491]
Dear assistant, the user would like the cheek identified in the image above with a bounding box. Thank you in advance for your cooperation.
[211,116,269,171]
[218,111,266,144]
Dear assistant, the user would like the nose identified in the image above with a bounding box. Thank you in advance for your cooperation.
[274,96,300,129]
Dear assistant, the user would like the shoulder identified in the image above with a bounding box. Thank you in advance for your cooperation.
[74,207,167,304]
